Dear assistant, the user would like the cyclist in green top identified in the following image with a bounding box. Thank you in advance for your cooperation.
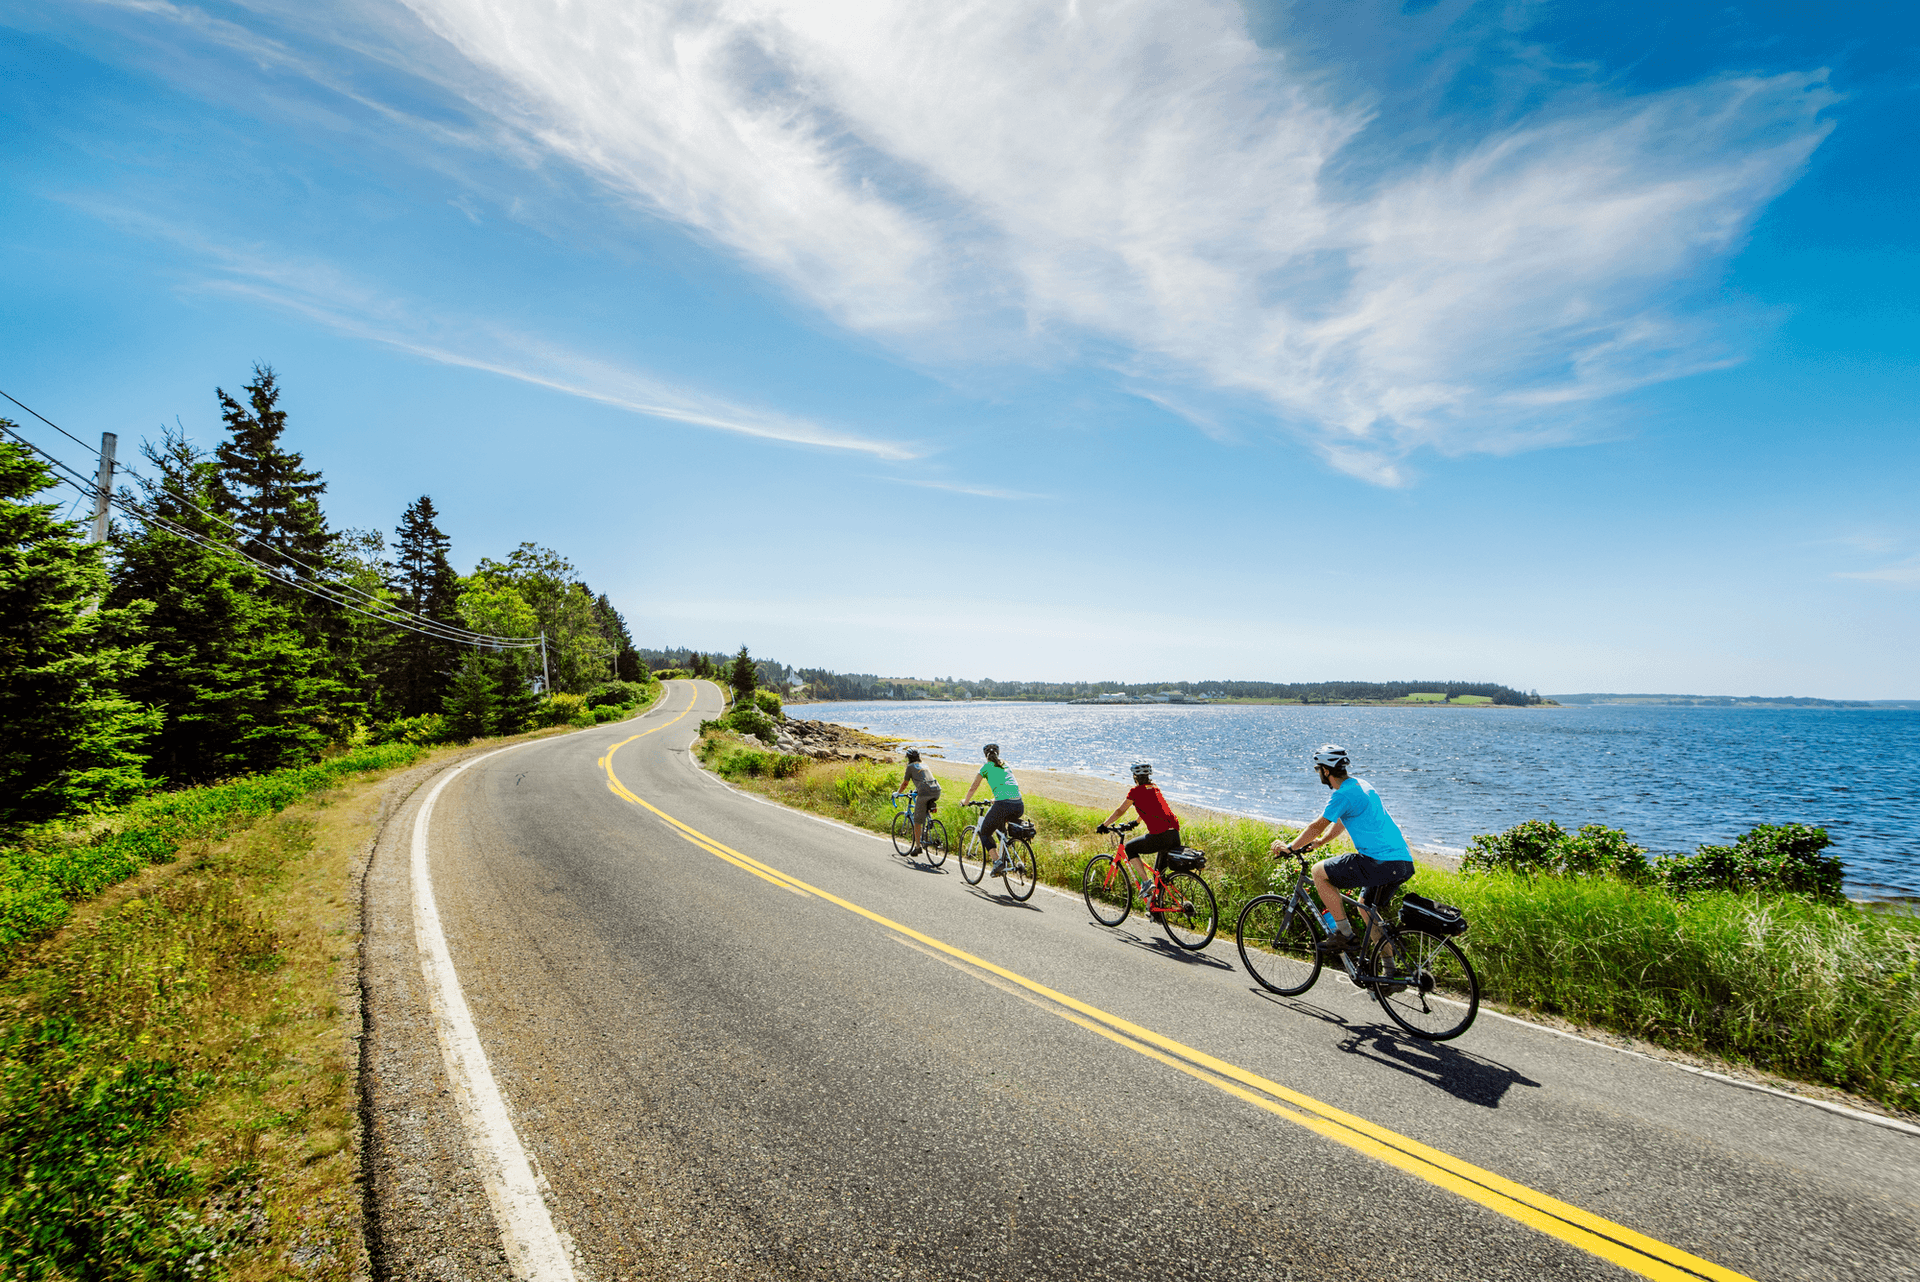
[960,743,1025,875]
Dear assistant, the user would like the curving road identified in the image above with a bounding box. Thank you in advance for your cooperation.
[362,680,1919,1282]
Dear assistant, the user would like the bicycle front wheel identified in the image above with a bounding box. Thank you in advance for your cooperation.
[1001,838,1037,901]
[958,827,988,884]
[1081,855,1131,926]
[1157,871,1217,950]
[922,818,950,867]
[1234,894,1323,996]
[1373,929,1479,1041]
[890,812,914,856]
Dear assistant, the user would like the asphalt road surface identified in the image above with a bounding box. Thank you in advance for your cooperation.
[369,679,1920,1282]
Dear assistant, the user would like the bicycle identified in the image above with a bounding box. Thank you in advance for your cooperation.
[1079,821,1218,950]
[889,790,948,867]
[957,800,1037,901]
[1234,851,1479,1040]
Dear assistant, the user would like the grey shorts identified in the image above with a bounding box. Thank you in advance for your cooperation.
[914,791,939,825]
[1321,853,1415,906]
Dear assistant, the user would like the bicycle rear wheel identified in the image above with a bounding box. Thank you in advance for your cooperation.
[1234,894,1323,996]
[1001,838,1037,901]
[922,818,950,867]
[890,812,913,856]
[1372,929,1479,1041]
[958,827,988,884]
[1081,855,1131,926]
[1156,871,1217,950]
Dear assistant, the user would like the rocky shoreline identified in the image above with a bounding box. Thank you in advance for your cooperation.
[769,716,903,763]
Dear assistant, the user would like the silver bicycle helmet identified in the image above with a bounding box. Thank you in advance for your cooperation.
[1312,744,1351,772]
[1130,761,1153,781]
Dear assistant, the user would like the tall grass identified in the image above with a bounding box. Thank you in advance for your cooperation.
[715,751,1920,1111]
[0,742,427,952]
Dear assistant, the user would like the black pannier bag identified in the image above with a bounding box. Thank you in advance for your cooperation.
[1164,847,1208,873]
[1006,818,1038,842]
[1399,892,1468,936]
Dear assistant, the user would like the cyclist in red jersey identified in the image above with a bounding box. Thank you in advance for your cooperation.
[1097,762,1185,907]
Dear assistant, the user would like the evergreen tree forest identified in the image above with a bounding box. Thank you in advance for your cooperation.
[0,365,648,833]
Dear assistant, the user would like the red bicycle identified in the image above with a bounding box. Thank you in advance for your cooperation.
[1079,820,1217,949]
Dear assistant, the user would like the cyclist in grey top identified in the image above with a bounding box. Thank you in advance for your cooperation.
[898,749,941,855]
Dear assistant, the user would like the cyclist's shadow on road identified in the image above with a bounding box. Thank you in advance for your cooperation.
[961,886,1045,911]
[1337,1027,1543,1108]
[1100,925,1236,971]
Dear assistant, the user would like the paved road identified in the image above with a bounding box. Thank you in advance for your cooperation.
[382,679,1919,1282]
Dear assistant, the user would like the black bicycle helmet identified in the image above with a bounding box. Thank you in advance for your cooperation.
[905,748,921,762]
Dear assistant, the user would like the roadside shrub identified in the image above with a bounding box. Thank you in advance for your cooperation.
[1463,819,1650,882]
[534,693,588,728]
[751,689,783,719]
[653,668,689,681]
[372,713,453,747]
[696,735,805,780]
[703,706,776,744]
[586,680,647,708]
[833,762,898,809]
[1658,823,1843,901]
[0,743,426,952]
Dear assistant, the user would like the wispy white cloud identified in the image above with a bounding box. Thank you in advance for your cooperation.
[1838,559,1920,587]
[884,477,1045,501]
[83,0,1834,482]
[68,201,915,459]
[373,0,1830,481]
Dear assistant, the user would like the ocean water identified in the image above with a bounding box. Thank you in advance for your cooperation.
[798,701,1920,899]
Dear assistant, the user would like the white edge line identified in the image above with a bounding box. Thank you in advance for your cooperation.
[411,739,581,1282]
[685,749,1920,1140]
[1473,1006,1920,1138]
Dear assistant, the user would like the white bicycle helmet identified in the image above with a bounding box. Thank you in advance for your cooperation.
[1312,744,1351,772]
[1130,761,1153,781]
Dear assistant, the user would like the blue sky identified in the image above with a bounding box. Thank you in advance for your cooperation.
[3,0,1915,697]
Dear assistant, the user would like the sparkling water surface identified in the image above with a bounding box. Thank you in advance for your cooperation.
[798,701,1920,899]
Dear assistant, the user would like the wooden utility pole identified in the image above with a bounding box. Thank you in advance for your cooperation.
[89,431,117,543]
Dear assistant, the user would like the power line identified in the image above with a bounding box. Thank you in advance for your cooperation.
[0,386,540,643]
[0,418,543,651]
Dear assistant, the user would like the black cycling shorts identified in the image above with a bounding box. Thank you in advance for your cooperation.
[1124,827,1184,871]
[980,798,1023,849]
[1321,852,1415,906]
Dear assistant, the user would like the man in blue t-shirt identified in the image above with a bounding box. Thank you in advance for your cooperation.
[1271,744,1415,954]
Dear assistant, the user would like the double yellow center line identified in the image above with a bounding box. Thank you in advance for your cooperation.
[599,685,1753,1282]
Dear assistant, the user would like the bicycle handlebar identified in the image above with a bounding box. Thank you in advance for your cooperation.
[1097,820,1140,834]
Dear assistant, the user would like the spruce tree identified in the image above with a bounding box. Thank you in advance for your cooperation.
[0,435,159,828]
[211,365,360,732]
[595,592,643,684]
[729,645,756,703]
[384,496,461,716]
[213,365,333,576]
[442,652,499,740]
[491,651,538,735]
[106,430,328,782]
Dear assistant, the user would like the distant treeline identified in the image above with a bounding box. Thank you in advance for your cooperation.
[772,669,1543,706]
[1550,693,1871,708]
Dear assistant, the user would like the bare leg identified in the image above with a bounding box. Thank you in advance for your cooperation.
[1311,862,1349,930]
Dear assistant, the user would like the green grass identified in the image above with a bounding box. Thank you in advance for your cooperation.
[0,757,424,1281]
[1402,692,1448,703]
[709,746,1920,1112]
[0,743,430,954]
